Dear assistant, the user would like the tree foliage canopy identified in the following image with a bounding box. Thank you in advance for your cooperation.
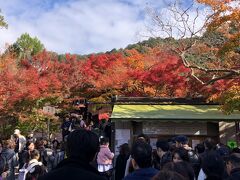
[10,33,44,59]
[0,0,239,130]
[0,9,7,28]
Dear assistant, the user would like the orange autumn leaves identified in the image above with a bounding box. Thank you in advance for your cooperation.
[0,48,238,114]
[197,0,240,112]
[0,49,193,110]
[198,0,240,57]
[0,52,62,110]
[0,0,238,113]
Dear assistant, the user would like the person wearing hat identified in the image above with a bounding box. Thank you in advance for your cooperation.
[13,129,26,153]
[13,129,26,168]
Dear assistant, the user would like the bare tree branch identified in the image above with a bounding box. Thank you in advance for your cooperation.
[145,0,240,85]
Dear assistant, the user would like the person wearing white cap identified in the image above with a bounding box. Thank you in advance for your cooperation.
[13,129,26,153]
[13,129,26,168]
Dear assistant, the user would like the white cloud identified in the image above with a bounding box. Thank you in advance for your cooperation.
[0,0,205,54]
[0,0,161,54]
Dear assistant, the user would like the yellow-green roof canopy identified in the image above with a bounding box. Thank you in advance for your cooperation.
[111,105,240,121]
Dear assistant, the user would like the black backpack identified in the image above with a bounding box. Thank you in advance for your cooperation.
[188,150,200,164]
[188,150,201,177]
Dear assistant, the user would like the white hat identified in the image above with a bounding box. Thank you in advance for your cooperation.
[14,129,20,134]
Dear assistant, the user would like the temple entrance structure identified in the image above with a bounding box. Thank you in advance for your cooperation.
[110,97,240,153]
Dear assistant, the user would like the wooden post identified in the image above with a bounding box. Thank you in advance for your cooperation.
[235,121,240,145]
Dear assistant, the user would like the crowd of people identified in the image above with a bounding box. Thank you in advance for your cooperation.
[0,110,111,180]
[61,112,92,141]
[0,128,66,180]
[0,123,240,180]
[114,134,240,180]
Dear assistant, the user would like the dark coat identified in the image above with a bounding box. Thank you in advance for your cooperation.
[1,148,18,180]
[123,167,158,180]
[38,158,106,180]
[227,168,240,180]
[160,151,172,169]
[115,154,129,180]
[188,150,201,178]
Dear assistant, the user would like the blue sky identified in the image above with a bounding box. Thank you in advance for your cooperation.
[0,0,198,54]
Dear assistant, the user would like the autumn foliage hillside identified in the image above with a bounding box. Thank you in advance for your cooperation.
[1,43,237,112]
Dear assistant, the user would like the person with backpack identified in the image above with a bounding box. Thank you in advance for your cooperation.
[13,129,26,169]
[18,149,46,180]
[1,139,18,180]
[48,140,64,171]
[174,135,201,178]
[35,139,48,167]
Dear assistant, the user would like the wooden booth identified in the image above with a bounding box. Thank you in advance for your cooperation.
[110,101,240,154]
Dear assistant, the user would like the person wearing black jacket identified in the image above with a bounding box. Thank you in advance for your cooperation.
[174,135,200,178]
[124,140,158,180]
[226,153,240,180]
[156,140,172,170]
[1,139,18,180]
[39,129,106,180]
[61,115,72,141]
[115,143,130,180]
[201,150,225,180]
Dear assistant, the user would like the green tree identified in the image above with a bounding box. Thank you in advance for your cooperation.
[12,33,44,59]
[0,9,7,28]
